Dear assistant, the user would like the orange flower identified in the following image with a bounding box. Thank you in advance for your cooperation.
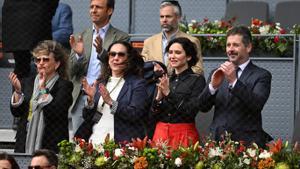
[267,138,282,154]
[252,18,263,26]
[132,136,148,150]
[134,156,148,169]
[258,158,275,169]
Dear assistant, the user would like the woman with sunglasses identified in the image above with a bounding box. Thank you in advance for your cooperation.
[9,40,73,154]
[75,41,148,144]
[151,37,206,149]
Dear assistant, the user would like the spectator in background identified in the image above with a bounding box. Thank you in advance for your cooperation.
[142,0,204,75]
[0,153,20,169]
[9,40,73,153]
[151,37,206,149]
[52,3,73,50]
[28,149,58,169]
[69,0,129,138]
[2,0,58,79]
[75,41,148,144]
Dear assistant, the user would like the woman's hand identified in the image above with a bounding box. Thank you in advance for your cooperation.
[82,78,96,104]
[8,72,22,93]
[99,83,113,106]
[39,70,47,89]
[157,74,170,97]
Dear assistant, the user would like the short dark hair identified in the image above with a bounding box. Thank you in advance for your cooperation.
[226,25,252,46]
[165,37,199,68]
[100,41,144,81]
[0,153,20,169]
[107,0,115,10]
[160,0,182,17]
[32,149,58,167]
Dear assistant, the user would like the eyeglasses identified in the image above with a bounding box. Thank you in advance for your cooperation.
[108,51,127,57]
[34,57,50,63]
[28,165,52,169]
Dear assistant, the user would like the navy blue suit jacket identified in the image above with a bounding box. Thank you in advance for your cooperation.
[75,74,149,142]
[199,61,273,147]
[52,3,73,48]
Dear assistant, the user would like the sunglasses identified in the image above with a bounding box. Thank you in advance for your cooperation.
[28,165,52,169]
[34,57,50,63]
[108,51,127,57]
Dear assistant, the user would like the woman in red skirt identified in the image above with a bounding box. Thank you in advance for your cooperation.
[151,37,206,149]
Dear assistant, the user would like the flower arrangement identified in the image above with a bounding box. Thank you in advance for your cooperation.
[57,133,300,169]
[180,18,297,57]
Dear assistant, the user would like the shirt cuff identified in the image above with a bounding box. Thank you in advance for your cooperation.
[11,92,24,107]
[110,100,118,114]
[209,83,218,95]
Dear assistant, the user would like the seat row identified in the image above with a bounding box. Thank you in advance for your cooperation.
[224,1,300,30]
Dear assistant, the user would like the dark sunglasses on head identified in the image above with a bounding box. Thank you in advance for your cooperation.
[108,51,127,57]
[34,57,50,63]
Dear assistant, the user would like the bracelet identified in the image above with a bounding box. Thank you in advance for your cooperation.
[39,88,49,95]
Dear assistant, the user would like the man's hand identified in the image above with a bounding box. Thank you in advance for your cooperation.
[69,34,84,55]
[211,68,225,89]
[93,35,103,54]
[219,61,237,84]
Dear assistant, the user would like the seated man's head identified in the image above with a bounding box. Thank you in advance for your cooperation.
[28,149,57,169]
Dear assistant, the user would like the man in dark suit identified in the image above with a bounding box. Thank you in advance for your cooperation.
[2,0,59,78]
[199,26,273,147]
[68,0,129,137]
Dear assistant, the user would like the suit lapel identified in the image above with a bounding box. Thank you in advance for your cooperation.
[84,28,93,62]
[154,33,164,62]
[238,61,254,83]
[103,26,115,50]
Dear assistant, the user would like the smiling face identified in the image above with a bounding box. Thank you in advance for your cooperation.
[90,0,112,28]
[226,34,252,65]
[34,53,60,78]
[160,5,180,33]
[108,43,128,77]
[168,42,191,74]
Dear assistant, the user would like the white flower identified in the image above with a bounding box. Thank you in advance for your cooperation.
[160,164,164,168]
[247,148,256,158]
[259,150,272,159]
[208,147,223,158]
[131,156,138,164]
[174,157,182,167]
[75,144,82,153]
[114,148,123,157]
[191,20,197,24]
[243,158,250,165]
[94,144,104,153]
[259,25,270,34]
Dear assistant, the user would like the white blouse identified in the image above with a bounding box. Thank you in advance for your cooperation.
[89,76,125,144]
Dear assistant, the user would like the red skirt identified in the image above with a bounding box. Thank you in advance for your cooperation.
[152,122,199,149]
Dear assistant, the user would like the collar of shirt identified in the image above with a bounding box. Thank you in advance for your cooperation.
[92,23,110,39]
[170,68,194,81]
[237,59,250,73]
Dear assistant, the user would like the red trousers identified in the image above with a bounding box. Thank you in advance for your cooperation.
[152,122,199,149]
